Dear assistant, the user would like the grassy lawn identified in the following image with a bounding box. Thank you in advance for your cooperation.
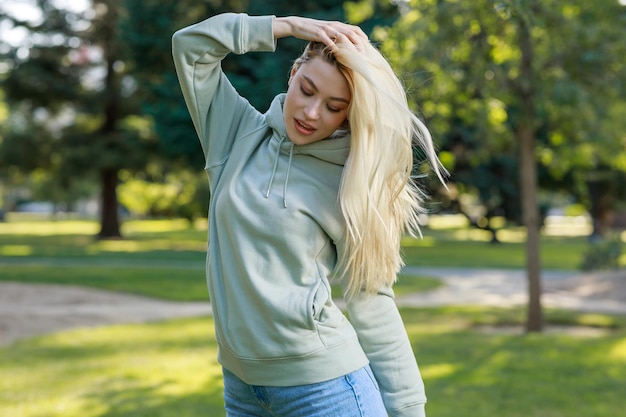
[401,232,589,270]
[1,217,625,416]
[2,216,622,300]
[1,307,625,417]
[0,217,449,299]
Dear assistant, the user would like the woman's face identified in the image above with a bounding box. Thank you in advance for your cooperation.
[283,57,351,145]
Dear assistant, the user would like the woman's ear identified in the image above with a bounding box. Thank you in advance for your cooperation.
[287,66,298,86]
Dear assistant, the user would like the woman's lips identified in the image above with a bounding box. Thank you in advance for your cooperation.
[294,118,316,135]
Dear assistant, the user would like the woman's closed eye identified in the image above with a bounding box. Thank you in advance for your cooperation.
[300,83,344,113]
[300,85,313,96]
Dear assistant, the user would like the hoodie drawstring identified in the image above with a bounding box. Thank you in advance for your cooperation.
[283,143,294,208]
[265,136,284,199]
[265,136,295,208]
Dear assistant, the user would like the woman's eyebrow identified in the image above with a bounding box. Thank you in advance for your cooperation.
[302,75,350,103]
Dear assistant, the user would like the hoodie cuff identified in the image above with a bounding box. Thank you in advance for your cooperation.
[391,403,426,417]
[242,14,276,53]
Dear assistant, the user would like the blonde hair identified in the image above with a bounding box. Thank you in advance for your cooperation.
[293,42,447,297]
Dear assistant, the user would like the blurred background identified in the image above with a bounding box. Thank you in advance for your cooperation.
[0,0,624,266]
[1,3,626,416]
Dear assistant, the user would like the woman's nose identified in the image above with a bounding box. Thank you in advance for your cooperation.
[304,102,321,120]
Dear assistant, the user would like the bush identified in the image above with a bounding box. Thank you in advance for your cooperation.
[580,233,623,271]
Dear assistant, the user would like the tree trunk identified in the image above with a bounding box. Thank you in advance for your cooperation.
[519,122,543,332]
[98,168,121,238]
[516,6,543,333]
[587,174,615,242]
[97,0,122,239]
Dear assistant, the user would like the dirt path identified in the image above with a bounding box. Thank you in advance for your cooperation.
[1,268,624,346]
[0,282,211,346]
[396,268,626,314]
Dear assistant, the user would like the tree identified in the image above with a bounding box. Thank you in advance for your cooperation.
[114,0,349,222]
[1,0,352,230]
[513,1,543,331]
[0,0,150,237]
[121,0,348,168]
[0,1,92,213]
[371,0,626,331]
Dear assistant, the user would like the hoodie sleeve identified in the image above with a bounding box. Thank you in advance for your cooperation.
[172,13,276,166]
[345,287,427,417]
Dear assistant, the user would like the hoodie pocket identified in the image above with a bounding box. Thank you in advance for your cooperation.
[310,280,329,326]
[309,279,353,349]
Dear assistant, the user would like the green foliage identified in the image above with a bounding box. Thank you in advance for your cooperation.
[3,0,624,240]
[0,0,161,236]
[580,234,624,271]
[119,0,217,167]
[121,0,347,166]
[118,168,208,219]
[0,0,148,169]
[376,0,626,226]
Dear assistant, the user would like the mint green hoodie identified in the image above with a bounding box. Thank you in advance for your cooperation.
[173,13,426,417]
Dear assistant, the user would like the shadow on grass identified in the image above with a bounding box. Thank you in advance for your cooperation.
[5,318,214,365]
[83,374,226,417]
[403,307,626,417]
[2,307,626,417]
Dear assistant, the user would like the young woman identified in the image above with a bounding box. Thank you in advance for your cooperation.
[173,13,445,417]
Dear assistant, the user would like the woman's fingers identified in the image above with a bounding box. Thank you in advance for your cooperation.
[330,30,368,53]
[324,24,368,50]
[286,17,367,47]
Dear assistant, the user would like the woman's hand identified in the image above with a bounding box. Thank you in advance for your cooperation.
[274,16,368,48]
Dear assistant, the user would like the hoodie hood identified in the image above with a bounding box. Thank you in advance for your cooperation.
[264,93,350,207]
[265,93,351,166]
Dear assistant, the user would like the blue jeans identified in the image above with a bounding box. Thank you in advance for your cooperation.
[223,365,388,417]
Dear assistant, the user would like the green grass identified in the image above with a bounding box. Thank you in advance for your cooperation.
[0,317,224,417]
[0,218,207,260]
[2,217,624,300]
[1,218,625,416]
[0,218,598,270]
[400,228,592,270]
[0,218,450,299]
[1,307,625,417]
[402,307,626,417]
[0,265,210,301]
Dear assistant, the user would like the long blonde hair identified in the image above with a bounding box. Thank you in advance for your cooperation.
[293,41,447,297]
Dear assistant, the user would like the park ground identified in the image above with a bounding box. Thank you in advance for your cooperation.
[1,266,626,346]
[1,216,625,417]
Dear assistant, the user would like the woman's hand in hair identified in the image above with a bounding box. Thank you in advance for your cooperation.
[274,16,367,47]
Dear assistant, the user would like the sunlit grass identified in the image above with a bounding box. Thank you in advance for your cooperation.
[0,217,622,297]
[401,307,626,417]
[122,218,197,233]
[0,265,209,301]
[401,235,437,247]
[609,338,626,360]
[90,238,206,254]
[0,218,207,260]
[1,308,624,417]
[427,213,593,238]
[0,219,99,236]
[0,317,224,417]
[401,234,589,270]
[0,244,33,256]
[1,216,623,417]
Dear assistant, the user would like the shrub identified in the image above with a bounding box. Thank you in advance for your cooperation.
[580,233,623,271]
